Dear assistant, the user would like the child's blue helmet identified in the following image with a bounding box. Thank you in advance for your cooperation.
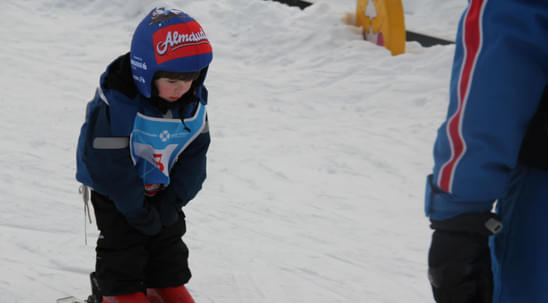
[130,8,213,98]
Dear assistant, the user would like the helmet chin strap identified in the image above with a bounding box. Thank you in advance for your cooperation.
[147,94,192,132]
[149,85,195,114]
[149,94,179,114]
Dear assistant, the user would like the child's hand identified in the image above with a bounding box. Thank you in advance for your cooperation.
[145,184,163,196]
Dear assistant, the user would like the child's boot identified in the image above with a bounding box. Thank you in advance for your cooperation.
[147,285,195,303]
[102,292,150,303]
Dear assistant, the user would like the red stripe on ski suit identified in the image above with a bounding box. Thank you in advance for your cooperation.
[438,0,487,192]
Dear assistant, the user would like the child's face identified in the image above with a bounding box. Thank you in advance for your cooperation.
[154,78,193,102]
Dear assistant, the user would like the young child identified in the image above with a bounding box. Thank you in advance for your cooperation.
[76,7,212,303]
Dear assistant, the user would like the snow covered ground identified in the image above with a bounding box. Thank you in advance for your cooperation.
[0,0,466,302]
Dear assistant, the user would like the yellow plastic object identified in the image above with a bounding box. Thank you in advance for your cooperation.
[355,0,406,55]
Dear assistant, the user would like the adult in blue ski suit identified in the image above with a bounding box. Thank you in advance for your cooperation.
[75,8,212,303]
[425,0,548,302]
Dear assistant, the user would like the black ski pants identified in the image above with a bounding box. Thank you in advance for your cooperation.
[90,191,191,296]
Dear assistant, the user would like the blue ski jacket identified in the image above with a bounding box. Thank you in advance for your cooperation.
[76,54,210,224]
[425,0,547,301]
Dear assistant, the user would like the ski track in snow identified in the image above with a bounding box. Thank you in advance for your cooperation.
[1,0,464,302]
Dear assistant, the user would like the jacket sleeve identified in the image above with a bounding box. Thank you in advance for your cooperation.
[425,0,547,221]
[81,96,156,223]
[166,124,211,207]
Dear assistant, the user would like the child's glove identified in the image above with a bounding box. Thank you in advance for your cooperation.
[147,186,181,227]
[428,212,502,303]
[144,184,164,197]
[125,201,162,236]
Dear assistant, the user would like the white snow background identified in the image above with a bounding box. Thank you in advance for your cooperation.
[0,0,466,302]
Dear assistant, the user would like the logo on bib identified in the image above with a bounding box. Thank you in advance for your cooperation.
[160,130,170,142]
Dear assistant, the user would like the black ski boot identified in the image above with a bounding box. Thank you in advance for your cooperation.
[86,272,102,303]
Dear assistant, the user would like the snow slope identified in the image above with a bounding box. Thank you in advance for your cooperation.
[0,0,465,302]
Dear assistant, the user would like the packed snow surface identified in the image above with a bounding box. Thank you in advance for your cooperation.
[1,0,465,302]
